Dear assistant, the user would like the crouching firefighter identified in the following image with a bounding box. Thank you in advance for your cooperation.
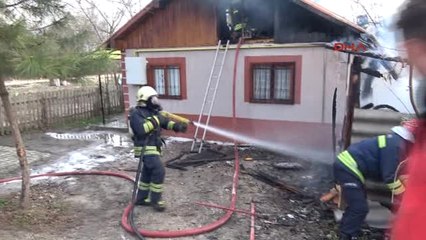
[333,120,417,239]
[129,86,188,212]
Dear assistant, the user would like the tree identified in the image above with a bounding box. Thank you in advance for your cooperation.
[0,0,69,209]
[0,0,116,209]
[11,14,115,81]
[70,0,148,43]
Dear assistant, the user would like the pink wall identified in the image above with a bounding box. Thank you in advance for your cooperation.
[122,45,349,155]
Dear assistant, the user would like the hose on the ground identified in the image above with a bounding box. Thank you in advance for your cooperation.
[129,204,145,240]
[0,168,233,238]
[0,39,245,239]
[250,202,255,240]
[129,143,148,240]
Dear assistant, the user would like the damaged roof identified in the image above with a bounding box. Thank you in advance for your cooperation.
[293,0,366,34]
[106,0,366,49]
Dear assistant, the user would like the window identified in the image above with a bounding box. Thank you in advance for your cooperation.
[244,56,302,104]
[252,64,294,102]
[153,66,181,97]
[147,58,187,99]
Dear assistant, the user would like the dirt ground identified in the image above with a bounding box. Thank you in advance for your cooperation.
[0,127,385,240]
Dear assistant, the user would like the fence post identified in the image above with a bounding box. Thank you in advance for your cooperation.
[48,91,53,126]
[98,75,106,125]
[41,96,48,129]
[106,75,111,115]
[0,100,3,135]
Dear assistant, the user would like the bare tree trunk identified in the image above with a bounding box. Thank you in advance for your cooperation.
[0,77,30,209]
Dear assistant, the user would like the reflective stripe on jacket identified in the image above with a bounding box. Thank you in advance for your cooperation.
[129,106,176,157]
[337,133,409,194]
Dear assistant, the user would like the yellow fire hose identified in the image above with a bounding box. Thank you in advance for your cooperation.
[160,111,193,125]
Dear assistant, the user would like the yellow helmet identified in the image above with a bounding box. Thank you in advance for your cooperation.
[137,86,158,102]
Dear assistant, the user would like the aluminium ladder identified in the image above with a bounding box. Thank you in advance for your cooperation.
[191,40,230,153]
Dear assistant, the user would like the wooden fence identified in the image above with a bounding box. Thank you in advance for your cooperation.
[0,84,124,135]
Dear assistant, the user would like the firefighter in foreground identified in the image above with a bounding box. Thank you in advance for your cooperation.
[129,86,188,212]
[333,121,417,240]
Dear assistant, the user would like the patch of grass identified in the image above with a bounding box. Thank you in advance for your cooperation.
[0,116,106,136]
[50,201,69,213]
[80,116,104,126]
[0,199,8,209]
[52,116,104,130]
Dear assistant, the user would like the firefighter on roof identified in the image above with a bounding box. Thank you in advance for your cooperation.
[333,120,418,239]
[129,86,187,212]
[226,0,247,41]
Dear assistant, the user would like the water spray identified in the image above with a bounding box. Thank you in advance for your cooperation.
[192,122,333,163]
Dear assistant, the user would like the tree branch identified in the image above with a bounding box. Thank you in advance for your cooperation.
[84,0,126,37]
[30,15,68,31]
[76,1,103,42]
[1,0,31,8]
[116,0,135,18]
[84,0,113,29]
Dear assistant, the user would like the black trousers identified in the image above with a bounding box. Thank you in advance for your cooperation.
[334,161,369,238]
[137,155,165,204]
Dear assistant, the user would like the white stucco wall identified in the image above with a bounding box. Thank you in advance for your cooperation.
[323,50,351,125]
[125,44,348,124]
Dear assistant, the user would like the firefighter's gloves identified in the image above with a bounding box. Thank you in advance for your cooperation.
[148,116,161,131]
[173,122,188,133]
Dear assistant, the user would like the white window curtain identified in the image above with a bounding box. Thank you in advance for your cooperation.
[154,68,166,95]
[274,66,292,100]
[253,65,271,100]
[167,66,180,96]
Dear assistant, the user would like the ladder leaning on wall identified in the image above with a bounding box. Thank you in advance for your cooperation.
[190,40,230,153]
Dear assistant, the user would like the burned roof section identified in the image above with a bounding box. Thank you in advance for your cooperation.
[106,0,368,49]
[272,0,363,44]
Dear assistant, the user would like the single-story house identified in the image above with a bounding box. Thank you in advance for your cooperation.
[106,0,370,159]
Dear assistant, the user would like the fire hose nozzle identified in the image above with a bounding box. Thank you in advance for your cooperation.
[160,111,192,125]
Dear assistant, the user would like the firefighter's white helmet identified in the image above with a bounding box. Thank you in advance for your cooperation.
[391,118,421,143]
[137,86,158,102]
[391,126,415,143]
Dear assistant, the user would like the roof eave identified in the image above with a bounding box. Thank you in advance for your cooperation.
[104,0,159,49]
[292,0,367,34]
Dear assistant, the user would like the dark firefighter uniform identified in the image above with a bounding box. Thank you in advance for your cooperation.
[129,86,187,211]
[225,0,247,42]
[334,131,412,239]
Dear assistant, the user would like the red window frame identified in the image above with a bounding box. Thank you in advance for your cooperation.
[244,56,302,105]
[250,63,296,104]
[147,57,187,100]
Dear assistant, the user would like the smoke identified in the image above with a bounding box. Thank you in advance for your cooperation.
[328,10,415,113]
